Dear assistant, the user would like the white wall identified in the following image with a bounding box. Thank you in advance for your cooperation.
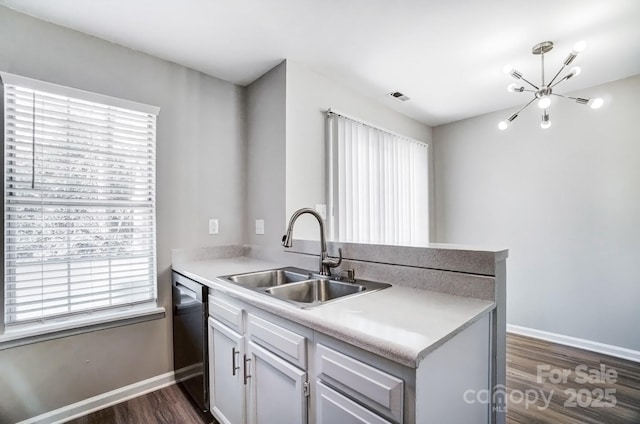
[434,74,640,351]
[0,7,246,422]
[285,61,433,240]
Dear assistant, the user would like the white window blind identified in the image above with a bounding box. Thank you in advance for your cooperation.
[2,73,159,327]
[327,112,429,247]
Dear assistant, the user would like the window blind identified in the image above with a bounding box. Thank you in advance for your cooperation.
[327,112,429,247]
[2,73,158,326]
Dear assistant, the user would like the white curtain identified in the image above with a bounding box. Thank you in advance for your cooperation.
[327,113,429,247]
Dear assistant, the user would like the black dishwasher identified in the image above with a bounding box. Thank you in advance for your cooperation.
[172,271,210,418]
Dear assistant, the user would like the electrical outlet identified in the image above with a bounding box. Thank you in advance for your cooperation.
[255,219,265,235]
[208,219,219,235]
[315,204,327,220]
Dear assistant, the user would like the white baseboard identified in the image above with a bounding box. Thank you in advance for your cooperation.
[507,324,640,363]
[17,371,176,424]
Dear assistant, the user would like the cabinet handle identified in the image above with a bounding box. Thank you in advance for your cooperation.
[243,354,251,385]
[232,347,240,376]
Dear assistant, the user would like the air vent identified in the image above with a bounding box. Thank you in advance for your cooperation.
[388,91,410,102]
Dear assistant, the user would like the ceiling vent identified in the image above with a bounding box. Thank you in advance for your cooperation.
[388,91,410,102]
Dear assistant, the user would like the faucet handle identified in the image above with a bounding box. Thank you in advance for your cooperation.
[337,268,356,283]
[323,248,343,268]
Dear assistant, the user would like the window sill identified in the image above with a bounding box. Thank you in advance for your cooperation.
[0,306,165,351]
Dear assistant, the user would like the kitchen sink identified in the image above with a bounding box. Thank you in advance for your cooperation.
[265,279,365,303]
[226,268,309,288]
[219,267,391,308]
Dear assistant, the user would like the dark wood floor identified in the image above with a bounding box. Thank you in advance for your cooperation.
[67,333,640,424]
[66,384,213,424]
[506,333,640,424]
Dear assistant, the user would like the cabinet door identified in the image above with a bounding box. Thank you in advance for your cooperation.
[316,382,392,424]
[209,318,245,424]
[246,340,307,424]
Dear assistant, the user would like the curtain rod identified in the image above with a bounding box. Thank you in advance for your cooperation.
[326,108,428,146]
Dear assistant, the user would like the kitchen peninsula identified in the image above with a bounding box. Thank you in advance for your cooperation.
[172,242,507,424]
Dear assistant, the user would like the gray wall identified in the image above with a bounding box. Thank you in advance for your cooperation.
[245,62,287,247]
[433,74,640,351]
[244,60,433,246]
[0,7,246,422]
[285,61,433,240]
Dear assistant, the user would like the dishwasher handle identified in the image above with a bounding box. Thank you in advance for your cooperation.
[175,283,199,307]
[173,272,205,302]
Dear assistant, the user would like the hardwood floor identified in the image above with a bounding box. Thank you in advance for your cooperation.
[66,384,215,424]
[506,333,640,424]
[66,333,640,424]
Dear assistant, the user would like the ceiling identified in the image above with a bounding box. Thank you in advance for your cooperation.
[2,0,639,126]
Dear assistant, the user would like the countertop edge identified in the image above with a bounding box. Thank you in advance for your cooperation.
[413,303,495,367]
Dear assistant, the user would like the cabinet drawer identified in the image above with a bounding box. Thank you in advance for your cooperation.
[317,382,392,424]
[247,313,306,369]
[316,343,403,423]
[209,294,243,333]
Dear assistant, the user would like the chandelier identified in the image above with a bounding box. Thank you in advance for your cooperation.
[499,41,603,130]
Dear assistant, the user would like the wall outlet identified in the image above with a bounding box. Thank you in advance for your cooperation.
[208,219,219,235]
[315,204,327,220]
[255,219,265,235]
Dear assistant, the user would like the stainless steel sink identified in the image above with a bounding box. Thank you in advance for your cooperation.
[226,268,309,288]
[219,267,391,308]
[265,279,365,303]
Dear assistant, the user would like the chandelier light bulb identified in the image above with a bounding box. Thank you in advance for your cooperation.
[507,83,518,92]
[589,98,604,109]
[573,40,587,53]
[538,96,551,109]
[498,121,509,130]
[503,64,514,75]
[541,111,551,129]
[570,66,582,77]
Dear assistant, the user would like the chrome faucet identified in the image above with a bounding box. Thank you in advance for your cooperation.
[282,208,342,276]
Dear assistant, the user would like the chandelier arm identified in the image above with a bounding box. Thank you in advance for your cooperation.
[519,76,539,90]
[514,97,537,115]
[550,76,569,89]
[552,93,592,105]
[547,64,567,87]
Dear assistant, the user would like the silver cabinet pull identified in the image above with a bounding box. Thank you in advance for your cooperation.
[232,347,240,376]
[243,354,252,385]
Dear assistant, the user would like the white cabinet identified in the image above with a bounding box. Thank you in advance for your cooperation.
[208,290,491,424]
[316,382,392,424]
[315,343,404,424]
[314,314,491,424]
[208,317,245,424]
[208,293,309,424]
[247,340,308,424]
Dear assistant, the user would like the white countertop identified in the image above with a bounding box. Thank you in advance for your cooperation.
[173,256,495,368]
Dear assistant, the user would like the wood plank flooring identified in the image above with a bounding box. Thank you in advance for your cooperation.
[65,384,215,424]
[66,333,640,423]
[506,333,640,424]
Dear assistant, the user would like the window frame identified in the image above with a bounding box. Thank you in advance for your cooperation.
[0,72,163,347]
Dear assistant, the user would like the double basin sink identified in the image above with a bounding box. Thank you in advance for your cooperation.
[219,267,391,308]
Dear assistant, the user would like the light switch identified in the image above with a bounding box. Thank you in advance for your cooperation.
[209,219,219,234]
[255,219,265,235]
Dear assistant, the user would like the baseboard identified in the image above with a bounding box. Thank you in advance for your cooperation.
[17,371,176,424]
[507,324,640,363]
